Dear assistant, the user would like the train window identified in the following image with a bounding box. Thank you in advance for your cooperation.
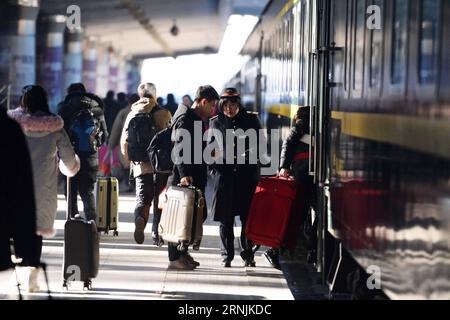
[353,0,366,91]
[300,0,306,94]
[370,0,384,88]
[391,0,408,85]
[419,0,440,84]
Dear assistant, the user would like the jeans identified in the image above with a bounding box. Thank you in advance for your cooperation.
[66,167,97,221]
[134,174,154,222]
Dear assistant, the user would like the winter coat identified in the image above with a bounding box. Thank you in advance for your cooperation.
[109,107,131,150]
[108,106,131,168]
[58,92,108,169]
[208,107,262,223]
[8,107,80,238]
[120,97,172,178]
[168,104,208,191]
[279,119,310,182]
[0,108,39,270]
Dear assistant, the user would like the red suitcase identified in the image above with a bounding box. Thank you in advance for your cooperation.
[246,177,305,250]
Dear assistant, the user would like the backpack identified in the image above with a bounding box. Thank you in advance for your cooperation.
[147,114,184,174]
[127,111,157,163]
[69,108,100,155]
[147,126,174,174]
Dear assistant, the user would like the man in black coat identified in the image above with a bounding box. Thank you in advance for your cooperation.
[166,85,220,270]
[0,107,40,271]
[208,88,262,267]
[58,83,109,222]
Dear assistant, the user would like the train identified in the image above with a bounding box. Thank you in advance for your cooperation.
[229,0,450,299]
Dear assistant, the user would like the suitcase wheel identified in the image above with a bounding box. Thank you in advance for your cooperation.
[177,241,189,251]
[83,280,92,291]
[113,230,119,237]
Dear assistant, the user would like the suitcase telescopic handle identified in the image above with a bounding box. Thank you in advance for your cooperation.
[66,176,72,221]
[276,176,295,181]
[176,183,196,190]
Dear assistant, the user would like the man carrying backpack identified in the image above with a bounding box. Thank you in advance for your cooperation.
[120,83,171,245]
[58,83,108,222]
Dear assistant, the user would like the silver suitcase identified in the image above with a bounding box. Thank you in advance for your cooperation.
[158,186,204,250]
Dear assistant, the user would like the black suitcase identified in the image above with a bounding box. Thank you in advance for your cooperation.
[62,177,99,290]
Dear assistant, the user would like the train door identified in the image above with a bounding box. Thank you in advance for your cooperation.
[307,0,336,285]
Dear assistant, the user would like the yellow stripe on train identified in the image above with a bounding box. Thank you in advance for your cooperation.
[267,104,302,119]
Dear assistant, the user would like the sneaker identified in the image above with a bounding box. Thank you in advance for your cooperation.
[263,249,281,270]
[168,258,195,271]
[134,216,146,244]
[27,267,40,293]
[184,254,200,267]
[151,232,163,246]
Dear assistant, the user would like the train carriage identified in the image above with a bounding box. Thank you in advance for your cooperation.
[238,0,450,299]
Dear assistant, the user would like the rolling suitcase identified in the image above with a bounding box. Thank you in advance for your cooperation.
[62,177,99,290]
[96,177,119,236]
[158,185,204,251]
[246,176,304,250]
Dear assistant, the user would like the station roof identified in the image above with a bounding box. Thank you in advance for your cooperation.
[39,0,268,59]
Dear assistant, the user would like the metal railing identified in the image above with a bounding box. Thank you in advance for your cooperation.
[0,84,11,110]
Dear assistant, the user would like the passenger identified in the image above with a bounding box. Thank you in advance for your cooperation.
[166,85,219,270]
[108,93,140,190]
[120,83,171,245]
[157,97,164,106]
[182,94,193,107]
[103,90,120,134]
[8,85,80,291]
[264,106,314,269]
[58,83,108,222]
[208,88,262,268]
[116,92,128,110]
[163,93,178,116]
[0,107,40,292]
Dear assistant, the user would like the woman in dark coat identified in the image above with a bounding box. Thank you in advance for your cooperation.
[264,106,315,269]
[0,107,40,275]
[208,88,261,267]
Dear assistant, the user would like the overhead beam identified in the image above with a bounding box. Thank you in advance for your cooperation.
[132,46,218,60]
[119,0,176,58]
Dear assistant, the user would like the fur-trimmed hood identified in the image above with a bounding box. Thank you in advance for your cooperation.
[8,107,64,137]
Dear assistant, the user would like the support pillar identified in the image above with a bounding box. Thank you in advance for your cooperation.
[0,0,40,108]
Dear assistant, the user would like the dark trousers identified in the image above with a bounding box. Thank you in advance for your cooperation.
[134,174,154,222]
[152,173,170,234]
[220,215,253,262]
[66,168,97,221]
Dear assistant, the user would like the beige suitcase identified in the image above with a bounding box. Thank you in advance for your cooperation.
[158,186,204,250]
[96,177,119,236]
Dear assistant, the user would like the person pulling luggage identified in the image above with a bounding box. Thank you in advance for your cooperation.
[264,106,314,269]
[208,88,262,268]
[166,85,220,270]
[58,83,108,223]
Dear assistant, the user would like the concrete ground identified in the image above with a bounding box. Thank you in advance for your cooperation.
[0,193,294,300]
